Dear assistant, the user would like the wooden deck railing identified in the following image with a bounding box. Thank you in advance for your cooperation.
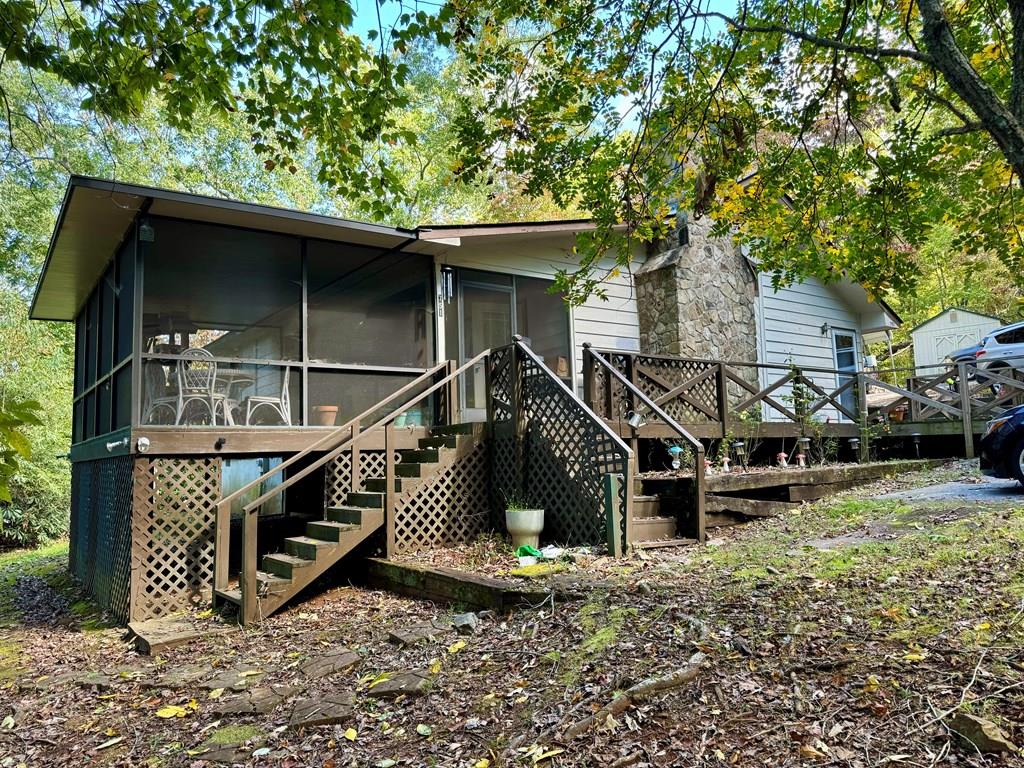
[584,345,705,542]
[584,348,1024,456]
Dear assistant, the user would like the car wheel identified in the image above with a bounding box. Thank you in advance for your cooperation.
[1013,440,1024,486]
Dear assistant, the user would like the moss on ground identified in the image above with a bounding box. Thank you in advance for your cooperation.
[202,724,263,747]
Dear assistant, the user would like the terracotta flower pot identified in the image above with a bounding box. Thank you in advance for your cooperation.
[312,405,339,427]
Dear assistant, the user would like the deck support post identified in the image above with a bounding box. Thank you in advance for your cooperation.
[716,363,730,439]
[214,499,230,593]
[857,372,871,463]
[350,423,361,493]
[958,362,975,458]
[693,447,706,543]
[582,346,596,411]
[445,359,458,425]
[385,423,396,558]
[604,473,625,557]
[241,508,258,625]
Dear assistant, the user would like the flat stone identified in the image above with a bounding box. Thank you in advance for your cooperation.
[202,667,266,692]
[300,649,361,679]
[452,612,479,636]
[213,684,301,716]
[127,617,202,655]
[946,712,1018,753]
[289,691,356,728]
[387,621,450,647]
[142,664,210,689]
[366,669,432,699]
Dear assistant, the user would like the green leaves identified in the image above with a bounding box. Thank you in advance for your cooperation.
[0,396,41,504]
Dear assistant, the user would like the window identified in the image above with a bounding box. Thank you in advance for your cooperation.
[141,218,301,361]
[307,241,433,367]
[515,275,571,380]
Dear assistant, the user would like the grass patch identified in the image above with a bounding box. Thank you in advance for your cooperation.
[201,724,263,748]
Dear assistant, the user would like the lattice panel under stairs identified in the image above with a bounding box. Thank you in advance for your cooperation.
[69,456,134,622]
[393,442,490,553]
[130,458,221,621]
[324,450,387,507]
[519,353,631,547]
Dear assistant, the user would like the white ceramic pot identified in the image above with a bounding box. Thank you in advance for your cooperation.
[505,508,544,548]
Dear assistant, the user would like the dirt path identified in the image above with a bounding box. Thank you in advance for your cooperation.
[1,461,1023,767]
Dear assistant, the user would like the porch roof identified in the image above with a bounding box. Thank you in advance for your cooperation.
[29,176,445,321]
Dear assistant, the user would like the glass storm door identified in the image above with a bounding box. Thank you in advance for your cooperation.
[461,280,514,420]
[832,330,858,418]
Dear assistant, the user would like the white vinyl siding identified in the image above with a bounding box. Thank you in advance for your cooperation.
[433,237,641,390]
[756,273,862,422]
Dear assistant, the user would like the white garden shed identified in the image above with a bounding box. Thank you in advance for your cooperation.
[910,308,1002,371]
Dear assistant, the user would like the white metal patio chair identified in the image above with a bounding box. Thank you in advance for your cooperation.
[243,367,292,425]
[175,348,232,425]
[142,360,178,424]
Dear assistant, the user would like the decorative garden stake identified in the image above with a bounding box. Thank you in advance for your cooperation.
[776,451,788,468]
[721,455,731,472]
[732,440,747,471]
[796,452,807,468]
[668,444,684,470]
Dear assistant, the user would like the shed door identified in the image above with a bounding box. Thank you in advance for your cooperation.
[832,329,858,418]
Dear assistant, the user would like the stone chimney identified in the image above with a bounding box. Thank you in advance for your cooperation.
[635,213,759,363]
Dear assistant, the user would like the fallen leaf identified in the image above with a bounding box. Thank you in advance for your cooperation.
[208,688,224,699]
[155,705,189,719]
[344,727,357,742]
[448,640,466,654]
[416,723,432,737]
[95,736,123,750]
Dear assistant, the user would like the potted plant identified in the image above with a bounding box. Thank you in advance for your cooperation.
[312,405,339,426]
[503,490,544,549]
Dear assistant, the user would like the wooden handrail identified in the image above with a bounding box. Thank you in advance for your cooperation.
[241,349,492,513]
[219,361,447,508]
[516,338,632,456]
[584,345,703,453]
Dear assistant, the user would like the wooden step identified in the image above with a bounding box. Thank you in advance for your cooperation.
[307,520,360,541]
[419,435,458,449]
[364,477,404,493]
[633,495,661,519]
[633,537,698,550]
[430,423,476,436]
[346,491,384,509]
[285,535,338,560]
[632,515,678,541]
[396,463,423,478]
[263,552,315,579]
[214,570,290,606]
[326,506,365,524]
[398,448,440,463]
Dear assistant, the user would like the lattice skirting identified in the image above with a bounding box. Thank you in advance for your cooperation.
[69,457,134,622]
[394,443,490,553]
[130,458,221,621]
[324,450,387,507]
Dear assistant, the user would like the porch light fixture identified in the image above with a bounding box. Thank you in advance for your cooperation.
[139,219,155,243]
[820,322,831,336]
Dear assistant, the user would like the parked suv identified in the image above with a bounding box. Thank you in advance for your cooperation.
[976,320,1024,373]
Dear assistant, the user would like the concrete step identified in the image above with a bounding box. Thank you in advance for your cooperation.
[632,515,678,541]
[633,495,661,519]
[346,491,384,509]
[429,423,476,437]
[419,435,458,449]
[307,520,360,541]
[263,552,314,579]
[285,535,339,560]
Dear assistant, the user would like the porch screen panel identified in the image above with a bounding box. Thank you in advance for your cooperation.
[306,241,433,367]
[515,276,571,380]
[141,218,301,361]
[307,371,427,426]
[115,237,135,363]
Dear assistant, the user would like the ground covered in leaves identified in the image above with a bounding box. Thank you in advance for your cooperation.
[2,461,1024,766]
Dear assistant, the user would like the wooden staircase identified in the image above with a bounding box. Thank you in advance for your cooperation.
[630,482,699,549]
[215,422,479,619]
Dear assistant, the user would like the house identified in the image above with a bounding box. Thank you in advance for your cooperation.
[32,176,899,624]
[910,308,1001,371]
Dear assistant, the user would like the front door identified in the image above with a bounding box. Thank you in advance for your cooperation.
[460,277,514,420]
[832,329,858,418]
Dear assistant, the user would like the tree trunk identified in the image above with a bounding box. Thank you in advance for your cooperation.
[918,0,1024,181]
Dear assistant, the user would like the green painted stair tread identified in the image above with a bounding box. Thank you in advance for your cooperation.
[428,423,476,436]
[397,448,440,463]
[326,506,365,524]
[363,477,404,493]
[285,536,339,559]
[346,492,384,509]
[396,463,423,478]
[418,435,458,449]
[263,552,315,578]
[306,520,360,541]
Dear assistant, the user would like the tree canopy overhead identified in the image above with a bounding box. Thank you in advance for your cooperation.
[2,0,1023,304]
